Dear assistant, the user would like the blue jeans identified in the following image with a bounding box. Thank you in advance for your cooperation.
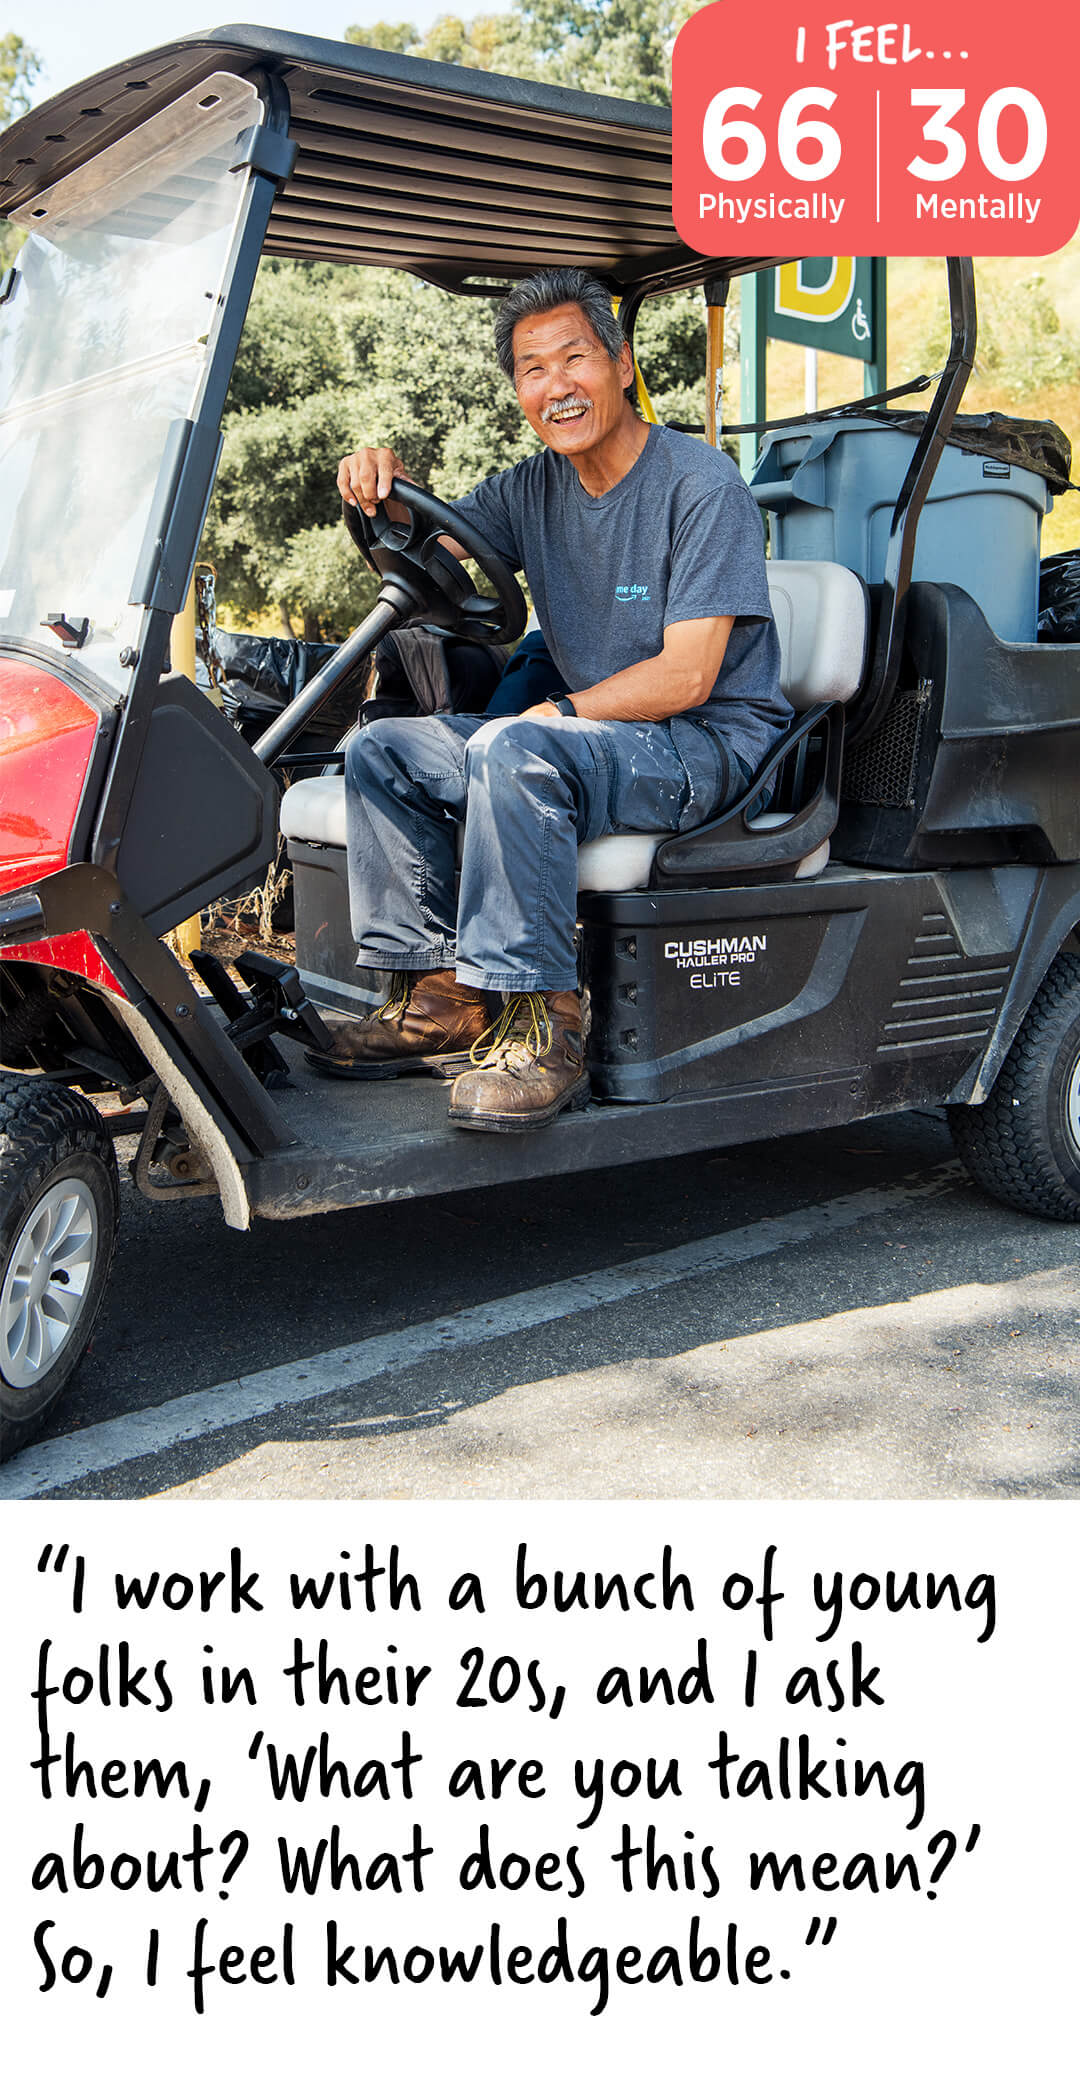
[345,711,751,993]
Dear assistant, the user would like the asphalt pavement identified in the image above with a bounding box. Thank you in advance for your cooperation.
[4,1107,1078,1501]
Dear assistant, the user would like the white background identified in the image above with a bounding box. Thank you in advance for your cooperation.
[2,1500,1075,2072]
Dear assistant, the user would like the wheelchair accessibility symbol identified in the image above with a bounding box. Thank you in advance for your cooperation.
[851,298,871,343]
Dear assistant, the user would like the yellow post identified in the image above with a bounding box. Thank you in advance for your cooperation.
[612,296,658,424]
[172,576,198,681]
[168,578,202,957]
[633,357,659,424]
[703,275,731,448]
[705,303,725,447]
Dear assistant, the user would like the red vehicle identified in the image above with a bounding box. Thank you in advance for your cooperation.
[2,27,1079,1459]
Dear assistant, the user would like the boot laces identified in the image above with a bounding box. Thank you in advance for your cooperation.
[469,992,554,1072]
[375,974,411,1025]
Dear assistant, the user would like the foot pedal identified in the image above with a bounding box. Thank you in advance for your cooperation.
[190,949,334,1085]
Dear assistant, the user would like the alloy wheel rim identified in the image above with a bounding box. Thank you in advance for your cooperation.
[1066,1049,1080,1162]
[1,1178,98,1389]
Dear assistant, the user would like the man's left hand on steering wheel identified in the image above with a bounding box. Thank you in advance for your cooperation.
[338,443,415,519]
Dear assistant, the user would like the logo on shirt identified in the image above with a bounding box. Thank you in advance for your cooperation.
[615,583,651,604]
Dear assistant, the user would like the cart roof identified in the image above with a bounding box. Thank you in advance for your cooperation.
[0,22,775,296]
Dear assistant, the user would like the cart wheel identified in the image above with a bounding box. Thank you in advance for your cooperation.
[948,953,1080,1221]
[0,1079,119,1459]
[0,987,53,1067]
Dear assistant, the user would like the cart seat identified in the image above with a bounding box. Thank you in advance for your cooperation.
[280,776,349,848]
[276,777,817,886]
[581,557,868,888]
[279,561,868,889]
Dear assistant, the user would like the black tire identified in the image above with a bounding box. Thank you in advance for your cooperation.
[0,1078,120,1459]
[948,953,1080,1221]
[0,987,54,1067]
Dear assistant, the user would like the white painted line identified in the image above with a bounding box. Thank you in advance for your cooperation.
[3,1163,962,1498]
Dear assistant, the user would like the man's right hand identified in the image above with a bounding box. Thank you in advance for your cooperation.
[337,445,414,519]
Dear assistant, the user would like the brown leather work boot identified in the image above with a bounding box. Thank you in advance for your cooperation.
[305,970,497,1079]
[448,989,590,1131]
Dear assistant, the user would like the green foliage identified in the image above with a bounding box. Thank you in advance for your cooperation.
[225,262,372,413]
[976,275,1080,399]
[635,290,706,423]
[348,19,419,51]
[204,264,539,635]
[346,271,538,489]
[414,14,533,69]
[499,0,692,103]
[274,524,381,635]
[899,265,1080,406]
[0,29,39,123]
[0,32,42,264]
[346,0,694,100]
[204,381,372,633]
[347,11,536,75]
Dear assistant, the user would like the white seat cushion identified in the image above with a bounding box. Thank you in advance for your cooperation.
[766,559,867,708]
[282,790,827,889]
[280,561,860,887]
[576,813,828,891]
[280,773,349,848]
[577,832,661,893]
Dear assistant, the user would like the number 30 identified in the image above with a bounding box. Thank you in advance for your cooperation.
[908,87,1047,182]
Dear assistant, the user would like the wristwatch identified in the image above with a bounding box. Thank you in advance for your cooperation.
[554,695,578,718]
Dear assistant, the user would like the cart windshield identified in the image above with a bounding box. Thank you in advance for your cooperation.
[0,72,260,693]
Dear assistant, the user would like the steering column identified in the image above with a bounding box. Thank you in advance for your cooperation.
[251,479,526,767]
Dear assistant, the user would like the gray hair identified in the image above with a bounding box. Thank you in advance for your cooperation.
[494,267,627,381]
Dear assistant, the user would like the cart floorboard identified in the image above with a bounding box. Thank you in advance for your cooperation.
[246,1041,870,1218]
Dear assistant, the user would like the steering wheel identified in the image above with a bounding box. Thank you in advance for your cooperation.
[252,478,526,767]
[343,477,528,646]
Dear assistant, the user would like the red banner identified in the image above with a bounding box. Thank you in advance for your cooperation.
[673,1,1080,257]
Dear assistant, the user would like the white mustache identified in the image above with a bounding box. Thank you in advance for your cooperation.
[541,397,593,424]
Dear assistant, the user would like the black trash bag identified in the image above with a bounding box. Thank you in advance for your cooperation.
[857,409,1075,496]
[197,623,509,745]
[1038,552,1080,641]
[195,631,360,745]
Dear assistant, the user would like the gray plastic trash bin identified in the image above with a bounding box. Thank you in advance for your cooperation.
[750,417,1051,644]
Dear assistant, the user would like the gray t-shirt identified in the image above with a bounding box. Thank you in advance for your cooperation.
[455,423,791,774]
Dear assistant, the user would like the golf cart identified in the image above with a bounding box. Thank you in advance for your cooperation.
[2,28,1079,1459]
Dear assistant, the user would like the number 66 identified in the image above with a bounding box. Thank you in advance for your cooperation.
[702,87,842,183]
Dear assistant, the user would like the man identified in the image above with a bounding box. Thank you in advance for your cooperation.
[316,266,791,1131]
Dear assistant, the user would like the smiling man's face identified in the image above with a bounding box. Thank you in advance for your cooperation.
[511,302,635,461]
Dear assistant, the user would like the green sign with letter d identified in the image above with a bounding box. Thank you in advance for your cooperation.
[766,257,881,363]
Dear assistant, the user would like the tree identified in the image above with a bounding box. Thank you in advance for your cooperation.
[1,32,42,264]
[0,29,39,124]
[491,0,693,103]
[348,20,418,51]
[346,12,535,77]
[635,290,709,424]
[203,262,538,637]
[346,0,696,102]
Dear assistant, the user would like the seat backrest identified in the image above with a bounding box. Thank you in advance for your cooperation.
[530,573,867,710]
[766,560,868,709]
